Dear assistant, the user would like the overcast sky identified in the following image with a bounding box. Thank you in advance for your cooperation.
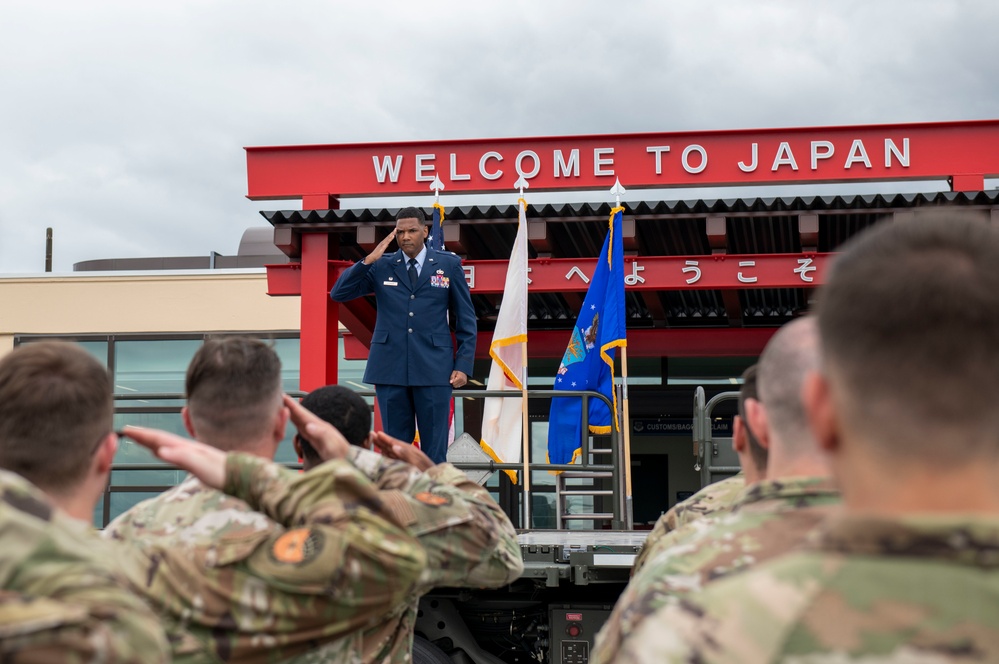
[1,0,996,273]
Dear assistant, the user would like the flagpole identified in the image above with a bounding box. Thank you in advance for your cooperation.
[520,339,531,527]
[620,345,634,528]
[431,175,443,203]
[515,178,532,528]
[611,179,634,529]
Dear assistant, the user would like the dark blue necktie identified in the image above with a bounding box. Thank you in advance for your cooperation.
[408,258,418,287]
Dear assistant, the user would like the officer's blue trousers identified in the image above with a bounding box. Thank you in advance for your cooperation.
[375,384,452,464]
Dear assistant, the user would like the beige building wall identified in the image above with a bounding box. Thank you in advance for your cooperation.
[0,270,301,355]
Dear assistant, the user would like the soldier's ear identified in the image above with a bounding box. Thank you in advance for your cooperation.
[181,406,197,438]
[273,405,290,444]
[732,415,748,453]
[744,399,771,450]
[803,370,838,454]
[94,432,118,474]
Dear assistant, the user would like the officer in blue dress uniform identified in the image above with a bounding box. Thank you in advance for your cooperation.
[330,207,476,464]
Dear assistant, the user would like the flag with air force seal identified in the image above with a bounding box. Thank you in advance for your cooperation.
[547,207,627,465]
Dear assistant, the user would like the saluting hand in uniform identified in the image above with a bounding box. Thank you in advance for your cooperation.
[283,394,351,462]
[371,431,435,471]
[121,425,228,489]
[363,229,397,265]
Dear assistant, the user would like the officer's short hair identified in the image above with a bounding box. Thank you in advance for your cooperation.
[816,209,999,460]
[396,206,427,224]
[185,337,282,451]
[0,341,112,493]
[298,385,372,466]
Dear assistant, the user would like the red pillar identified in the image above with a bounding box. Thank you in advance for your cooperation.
[300,232,339,391]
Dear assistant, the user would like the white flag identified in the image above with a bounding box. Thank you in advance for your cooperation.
[480,199,529,482]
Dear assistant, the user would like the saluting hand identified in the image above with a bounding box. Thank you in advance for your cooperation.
[121,426,227,489]
[283,394,351,462]
[371,431,435,471]
[363,229,397,265]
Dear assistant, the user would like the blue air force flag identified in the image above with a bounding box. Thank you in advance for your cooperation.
[547,207,627,465]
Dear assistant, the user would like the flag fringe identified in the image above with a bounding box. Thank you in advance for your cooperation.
[480,438,519,483]
[547,447,583,475]
[489,334,528,389]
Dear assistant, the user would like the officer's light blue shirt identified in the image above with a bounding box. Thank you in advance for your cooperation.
[410,244,428,276]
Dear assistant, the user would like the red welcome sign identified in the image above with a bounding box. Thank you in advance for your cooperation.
[246,120,999,204]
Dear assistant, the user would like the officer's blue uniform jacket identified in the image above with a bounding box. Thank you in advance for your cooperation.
[330,247,476,387]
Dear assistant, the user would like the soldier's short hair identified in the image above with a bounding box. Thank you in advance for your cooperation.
[298,385,372,466]
[816,210,999,460]
[0,341,112,492]
[185,337,282,451]
[396,206,427,224]
[737,364,768,474]
[757,317,819,454]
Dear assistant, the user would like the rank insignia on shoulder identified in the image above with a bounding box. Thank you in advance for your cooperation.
[414,491,451,507]
[270,528,323,565]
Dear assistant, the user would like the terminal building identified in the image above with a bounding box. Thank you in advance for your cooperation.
[3,120,997,528]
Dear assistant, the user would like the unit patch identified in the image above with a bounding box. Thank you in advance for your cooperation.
[414,491,451,507]
[270,528,323,565]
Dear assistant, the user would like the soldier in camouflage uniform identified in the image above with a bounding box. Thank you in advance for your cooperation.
[615,211,999,663]
[596,318,839,663]
[632,364,767,572]
[294,385,524,662]
[0,342,168,662]
[105,337,428,662]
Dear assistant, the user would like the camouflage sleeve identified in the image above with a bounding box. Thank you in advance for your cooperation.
[221,454,428,639]
[633,475,746,574]
[0,555,169,664]
[594,523,705,664]
[631,508,680,573]
[0,591,164,664]
[613,555,830,664]
[286,447,521,591]
[387,462,523,591]
[346,445,422,491]
[354,447,523,590]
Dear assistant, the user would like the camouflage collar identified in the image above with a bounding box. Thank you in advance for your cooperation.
[733,476,839,509]
[815,515,999,566]
[0,470,53,523]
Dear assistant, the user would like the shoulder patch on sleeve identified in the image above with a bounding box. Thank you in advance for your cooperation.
[270,528,323,565]
[415,491,451,507]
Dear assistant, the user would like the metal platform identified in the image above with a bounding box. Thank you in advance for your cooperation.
[516,530,648,587]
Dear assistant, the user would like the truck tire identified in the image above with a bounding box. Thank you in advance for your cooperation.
[413,635,452,664]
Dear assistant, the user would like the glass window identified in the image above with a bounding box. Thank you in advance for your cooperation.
[530,421,555,487]
[77,340,109,366]
[15,333,307,528]
[114,339,203,404]
[16,339,109,367]
[337,337,373,391]
[269,337,301,394]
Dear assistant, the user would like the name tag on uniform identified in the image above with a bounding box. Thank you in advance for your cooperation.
[430,275,450,288]
[383,280,398,286]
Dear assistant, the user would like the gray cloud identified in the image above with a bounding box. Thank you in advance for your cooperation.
[1,0,996,272]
